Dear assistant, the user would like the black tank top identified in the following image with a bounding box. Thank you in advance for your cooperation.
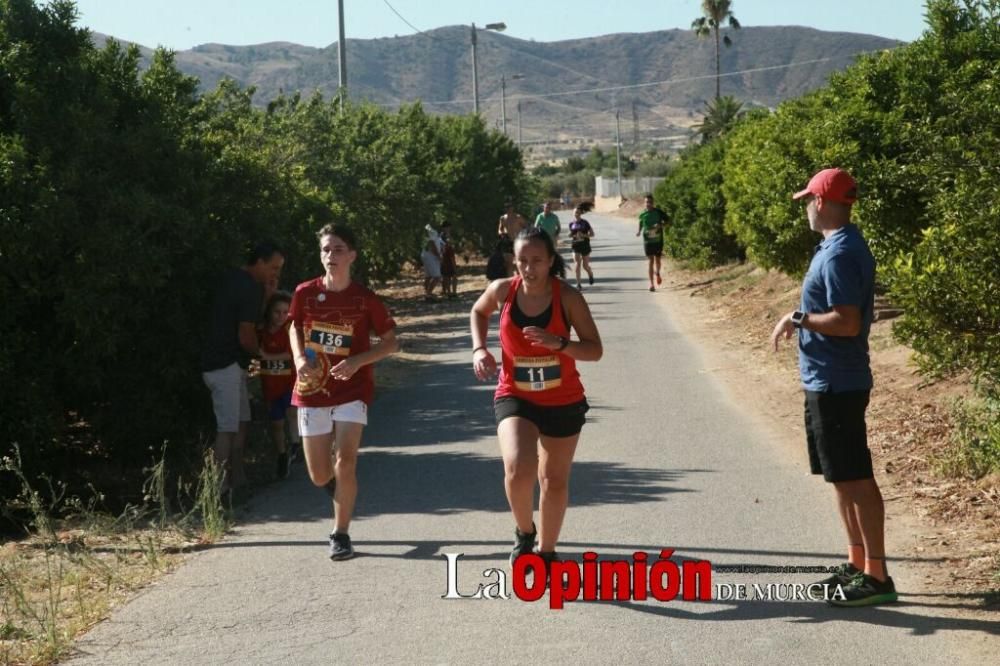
[510,291,569,329]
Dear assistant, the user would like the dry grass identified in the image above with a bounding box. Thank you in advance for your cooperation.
[1,532,191,665]
[0,265,491,665]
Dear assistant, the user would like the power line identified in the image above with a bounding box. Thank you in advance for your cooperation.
[410,50,887,107]
[380,0,450,43]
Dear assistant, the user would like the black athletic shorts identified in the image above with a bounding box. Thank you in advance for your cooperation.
[644,242,663,257]
[498,237,515,255]
[494,396,589,438]
[804,389,873,482]
[571,240,592,256]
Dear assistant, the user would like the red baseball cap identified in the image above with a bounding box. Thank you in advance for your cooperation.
[792,168,858,204]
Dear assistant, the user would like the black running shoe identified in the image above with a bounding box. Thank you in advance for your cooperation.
[276,452,289,480]
[589,274,594,285]
[536,550,561,588]
[815,562,861,588]
[509,524,537,566]
[828,573,898,607]
[328,532,355,561]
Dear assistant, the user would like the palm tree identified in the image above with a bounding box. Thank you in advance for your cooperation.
[691,0,741,100]
[692,95,744,143]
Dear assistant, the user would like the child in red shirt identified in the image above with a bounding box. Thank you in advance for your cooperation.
[258,291,298,479]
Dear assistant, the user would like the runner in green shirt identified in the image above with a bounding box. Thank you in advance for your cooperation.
[534,201,561,243]
[636,194,669,292]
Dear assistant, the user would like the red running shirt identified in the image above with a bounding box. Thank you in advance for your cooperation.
[258,324,295,402]
[496,276,585,406]
[288,278,397,408]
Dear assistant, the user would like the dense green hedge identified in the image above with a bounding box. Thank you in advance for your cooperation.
[655,139,743,268]
[0,0,530,501]
[656,0,1000,392]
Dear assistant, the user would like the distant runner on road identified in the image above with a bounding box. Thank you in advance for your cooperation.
[636,194,668,292]
[498,201,528,276]
[470,226,603,574]
[289,224,399,561]
[568,202,595,289]
[534,201,561,244]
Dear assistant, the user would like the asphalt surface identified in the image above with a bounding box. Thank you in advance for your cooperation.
[71,212,999,665]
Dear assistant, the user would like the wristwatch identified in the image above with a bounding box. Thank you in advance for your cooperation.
[791,311,807,329]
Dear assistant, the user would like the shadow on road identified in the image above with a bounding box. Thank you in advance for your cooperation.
[236,455,699,524]
[596,595,999,636]
[356,452,697,517]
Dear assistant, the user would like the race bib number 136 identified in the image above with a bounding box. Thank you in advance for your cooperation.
[308,322,353,356]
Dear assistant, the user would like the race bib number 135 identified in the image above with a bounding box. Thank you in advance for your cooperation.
[260,358,292,375]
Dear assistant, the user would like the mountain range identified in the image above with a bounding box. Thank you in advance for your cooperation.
[92,25,899,147]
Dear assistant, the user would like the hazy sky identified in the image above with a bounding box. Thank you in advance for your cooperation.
[69,0,929,50]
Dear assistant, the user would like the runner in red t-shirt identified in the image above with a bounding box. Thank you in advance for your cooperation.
[470,226,603,572]
[257,291,297,480]
[288,224,399,561]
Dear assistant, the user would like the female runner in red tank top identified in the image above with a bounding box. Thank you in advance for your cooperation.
[470,226,603,568]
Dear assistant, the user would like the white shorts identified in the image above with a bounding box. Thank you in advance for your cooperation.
[421,251,442,278]
[297,400,368,436]
[202,362,250,433]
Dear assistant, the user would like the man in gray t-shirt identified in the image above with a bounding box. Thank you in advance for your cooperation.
[202,242,284,492]
[534,201,561,242]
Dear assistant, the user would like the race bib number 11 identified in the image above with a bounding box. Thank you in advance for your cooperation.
[513,356,562,391]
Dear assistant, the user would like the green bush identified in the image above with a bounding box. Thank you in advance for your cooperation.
[655,140,742,268]
[711,0,1000,390]
[0,0,530,506]
[886,1,1000,389]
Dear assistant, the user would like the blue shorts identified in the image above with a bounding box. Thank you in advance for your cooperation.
[267,390,293,422]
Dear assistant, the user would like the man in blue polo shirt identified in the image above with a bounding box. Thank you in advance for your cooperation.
[771,168,896,607]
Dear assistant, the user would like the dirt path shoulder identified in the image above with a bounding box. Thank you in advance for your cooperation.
[606,206,999,609]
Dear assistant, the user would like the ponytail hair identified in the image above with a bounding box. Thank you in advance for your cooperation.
[515,226,566,278]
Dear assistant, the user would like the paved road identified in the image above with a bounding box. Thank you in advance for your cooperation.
[72,212,998,665]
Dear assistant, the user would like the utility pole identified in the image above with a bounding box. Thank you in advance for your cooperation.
[501,74,507,135]
[500,74,523,137]
[632,99,639,148]
[615,109,623,202]
[337,0,347,112]
[517,100,522,148]
[470,22,506,116]
[470,23,479,114]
